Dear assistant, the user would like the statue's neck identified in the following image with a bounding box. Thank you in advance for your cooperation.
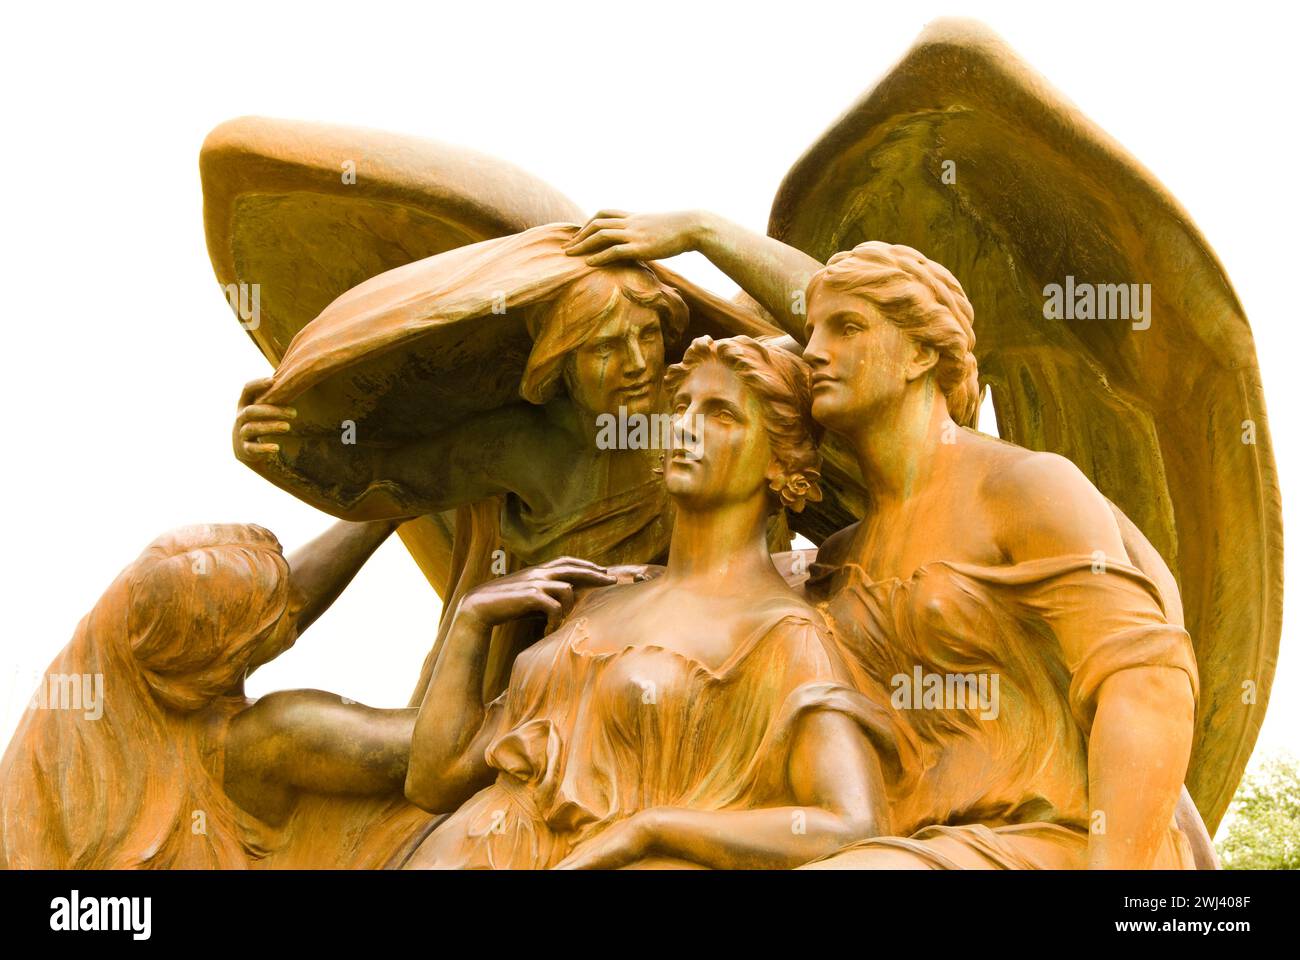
[663,496,775,590]
[848,378,956,505]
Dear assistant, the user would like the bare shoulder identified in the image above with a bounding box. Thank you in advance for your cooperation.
[980,443,1093,500]
[813,521,861,570]
[975,441,1124,561]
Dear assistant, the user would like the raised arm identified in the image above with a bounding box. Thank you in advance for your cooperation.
[233,376,539,521]
[565,210,823,341]
[283,517,401,636]
[237,516,399,677]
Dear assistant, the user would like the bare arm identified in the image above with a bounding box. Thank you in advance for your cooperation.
[224,691,416,826]
[284,517,400,637]
[404,558,616,813]
[238,517,400,678]
[565,210,823,341]
[995,452,1196,869]
[403,609,501,813]
[556,710,888,869]
[1088,667,1195,868]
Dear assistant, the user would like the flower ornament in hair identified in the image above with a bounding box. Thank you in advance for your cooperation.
[768,468,824,513]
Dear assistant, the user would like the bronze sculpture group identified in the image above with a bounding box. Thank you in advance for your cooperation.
[0,20,1279,870]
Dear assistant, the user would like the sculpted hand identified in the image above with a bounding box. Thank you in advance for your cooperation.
[233,377,297,466]
[457,557,617,631]
[563,209,710,266]
[553,811,657,869]
[605,563,666,585]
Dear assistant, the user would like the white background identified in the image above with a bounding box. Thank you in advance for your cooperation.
[2,1,1295,835]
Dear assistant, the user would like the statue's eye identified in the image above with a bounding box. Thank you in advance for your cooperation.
[842,323,864,337]
[714,409,738,424]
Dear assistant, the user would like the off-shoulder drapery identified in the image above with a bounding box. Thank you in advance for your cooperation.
[403,593,891,870]
[806,555,1199,869]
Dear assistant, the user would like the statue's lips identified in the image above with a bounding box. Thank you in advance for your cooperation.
[810,374,837,391]
[619,381,654,400]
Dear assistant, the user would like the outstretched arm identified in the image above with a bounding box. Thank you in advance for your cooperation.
[565,210,823,342]
[555,709,888,869]
[233,377,532,521]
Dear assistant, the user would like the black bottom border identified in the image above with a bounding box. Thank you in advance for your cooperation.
[3,868,1293,945]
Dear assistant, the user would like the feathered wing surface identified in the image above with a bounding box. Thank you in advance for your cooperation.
[768,19,1280,831]
[201,116,590,362]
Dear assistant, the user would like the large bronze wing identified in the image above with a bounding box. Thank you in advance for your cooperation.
[201,118,779,597]
[201,116,588,598]
[767,19,1281,832]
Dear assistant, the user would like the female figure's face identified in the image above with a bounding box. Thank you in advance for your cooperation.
[564,299,666,418]
[802,287,917,435]
[665,360,773,511]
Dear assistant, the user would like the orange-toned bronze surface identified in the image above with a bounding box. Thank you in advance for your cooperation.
[0,20,1274,870]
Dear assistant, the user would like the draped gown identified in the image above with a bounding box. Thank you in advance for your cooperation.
[403,588,884,870]
[804,554,1200,869]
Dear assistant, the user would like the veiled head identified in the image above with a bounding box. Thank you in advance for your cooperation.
[127,523,300,709]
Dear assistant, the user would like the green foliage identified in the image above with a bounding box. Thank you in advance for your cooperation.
[1217,753,1300,870]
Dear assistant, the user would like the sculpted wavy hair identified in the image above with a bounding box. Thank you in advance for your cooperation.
[664,335,824,513]
[520,264,689,405]
[0,524,293,868]
[809,241,981,428]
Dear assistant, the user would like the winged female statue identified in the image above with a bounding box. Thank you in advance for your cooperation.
[198,18,1279,862]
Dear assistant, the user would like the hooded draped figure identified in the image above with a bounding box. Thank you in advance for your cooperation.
[0,525,292,868]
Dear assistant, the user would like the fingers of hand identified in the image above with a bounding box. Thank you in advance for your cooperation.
[607,563,664,583]
[531,580,575,613]
[543,556,605,570]
[533,559,616,585]
[238,404,297,425]
[238,377,275,407]
[567,210,633,246]
[585,245,635,266]
[568,217,625,244]
[239,420,293,441]
[565,227,631,257]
